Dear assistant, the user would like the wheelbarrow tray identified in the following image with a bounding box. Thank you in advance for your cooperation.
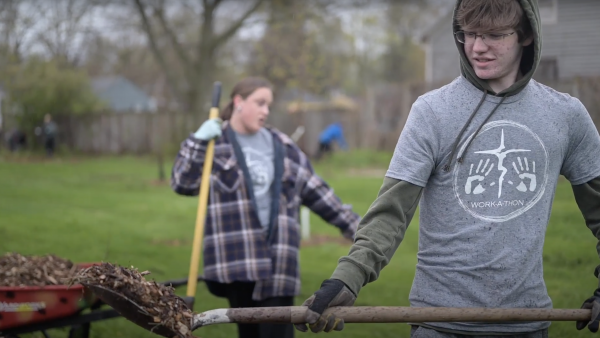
[0,263,98,330]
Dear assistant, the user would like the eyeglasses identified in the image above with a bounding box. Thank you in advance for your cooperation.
[455,31,516,47]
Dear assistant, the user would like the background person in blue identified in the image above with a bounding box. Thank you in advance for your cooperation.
[315,122,347,160]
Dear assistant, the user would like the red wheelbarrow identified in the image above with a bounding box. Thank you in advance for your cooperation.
[0,263,100,331]
[0,262,203,338]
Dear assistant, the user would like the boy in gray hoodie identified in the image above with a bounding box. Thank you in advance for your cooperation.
[294,0,600,337]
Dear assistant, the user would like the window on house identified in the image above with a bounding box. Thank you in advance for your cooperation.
[539,0,558,24]
[535,58,559,81]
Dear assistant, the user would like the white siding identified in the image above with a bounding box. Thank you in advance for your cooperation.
[425,0,600,83]
[539,0,600,79]
[429,18,461,84]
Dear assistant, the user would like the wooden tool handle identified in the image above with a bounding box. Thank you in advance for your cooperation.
[221,306,591,324]
[186,82,222,299]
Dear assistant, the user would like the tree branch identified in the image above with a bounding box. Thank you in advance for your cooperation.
[179,0,201,16]
[70,0,93,23]
[211,0,263,49]
[204,0,224,8]
[153,5,191,68]
[133,0,180,100]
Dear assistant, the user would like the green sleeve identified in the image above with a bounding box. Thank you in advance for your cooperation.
[572,176,600,277]
[330,176,423,295]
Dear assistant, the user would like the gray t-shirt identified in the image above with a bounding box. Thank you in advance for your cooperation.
[235,128,274,229]
[387,76,600,333]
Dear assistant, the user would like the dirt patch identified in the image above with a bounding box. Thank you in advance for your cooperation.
[0,252,80,287]
[301,234,353,247]
[71,263,194,338]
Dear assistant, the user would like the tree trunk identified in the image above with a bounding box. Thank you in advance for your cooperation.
[188,5,218,115]
[133,0,263,113]
[189,51,216,115]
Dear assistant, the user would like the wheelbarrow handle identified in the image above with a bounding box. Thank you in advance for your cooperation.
[192,306,591,329]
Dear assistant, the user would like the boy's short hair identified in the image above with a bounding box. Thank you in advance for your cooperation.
[456,0,532,43]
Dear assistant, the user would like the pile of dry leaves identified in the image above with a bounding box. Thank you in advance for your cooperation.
[71,262,194,338]
[0,252,79,287]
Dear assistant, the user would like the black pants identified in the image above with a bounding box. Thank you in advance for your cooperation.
[8,132,26,152]
[45,137,55,156]
[315,142,332,160]
[205,281,295,338]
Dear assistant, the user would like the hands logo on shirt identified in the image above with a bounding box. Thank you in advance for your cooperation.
[512,157,537,192]
[453,121,549,222]
[465,159,494,195]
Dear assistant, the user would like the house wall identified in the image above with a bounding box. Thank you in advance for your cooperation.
[427,17,461,84]
[92,77,157,113]
[426,0,600,84]
[538,0,600,80]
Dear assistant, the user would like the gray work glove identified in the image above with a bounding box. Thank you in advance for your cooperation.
[576,288,600,332]
[294,279,356,333]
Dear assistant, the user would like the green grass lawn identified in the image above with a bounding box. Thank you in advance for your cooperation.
[0,151,598,338]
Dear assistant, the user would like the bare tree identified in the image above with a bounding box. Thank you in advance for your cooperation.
[34,0,104,66]
[249,0,355,96]
[0,0,44,62]
[129,0,264,113]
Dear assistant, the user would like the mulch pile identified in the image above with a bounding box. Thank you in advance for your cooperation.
[70,262,194,338]
[0,252,79,287]
[0,253,195,337]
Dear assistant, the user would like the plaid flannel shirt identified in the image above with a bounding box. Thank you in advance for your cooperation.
[171,122,360,300]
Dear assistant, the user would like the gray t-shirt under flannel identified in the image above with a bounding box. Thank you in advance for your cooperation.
[235,128,274,229]
[387,76,600,333]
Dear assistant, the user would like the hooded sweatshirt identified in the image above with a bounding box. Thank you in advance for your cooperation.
[331,0,600,334]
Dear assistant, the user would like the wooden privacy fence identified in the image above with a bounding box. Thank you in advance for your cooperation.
[5,76,598,155]
[360,76,600,151]
[57,112,206,154]
[358,81,446,151]
[52,99,361,157]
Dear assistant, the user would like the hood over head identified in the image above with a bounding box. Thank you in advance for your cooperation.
[452,0,542,96]
[442,0,543,172]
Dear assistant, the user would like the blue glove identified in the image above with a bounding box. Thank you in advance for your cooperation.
[194,118,222,141]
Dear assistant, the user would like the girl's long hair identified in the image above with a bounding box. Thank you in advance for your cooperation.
[220,77,274,120]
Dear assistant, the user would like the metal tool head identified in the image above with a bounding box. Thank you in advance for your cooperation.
[83,284,180,338]
[211,81,222,109]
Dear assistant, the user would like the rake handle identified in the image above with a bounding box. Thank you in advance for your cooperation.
[186,82,222,300]
[195,306,591,326]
